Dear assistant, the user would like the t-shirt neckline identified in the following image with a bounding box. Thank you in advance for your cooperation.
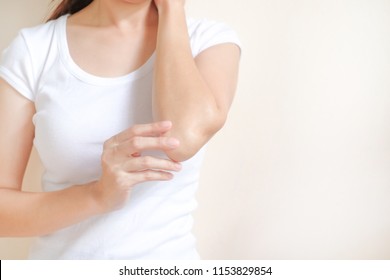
[57,14,155,86]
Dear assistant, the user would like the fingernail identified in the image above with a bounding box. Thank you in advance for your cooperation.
[174,163,182,170]
[160,121,172,128]
[167,138,180,147]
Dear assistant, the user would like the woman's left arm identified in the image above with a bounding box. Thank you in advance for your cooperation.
[153,0,241,162]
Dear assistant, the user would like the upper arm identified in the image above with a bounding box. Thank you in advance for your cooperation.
[195,43,241,118]
[0,78,35,190]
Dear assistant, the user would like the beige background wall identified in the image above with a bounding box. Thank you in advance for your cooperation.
[1,0,390,259]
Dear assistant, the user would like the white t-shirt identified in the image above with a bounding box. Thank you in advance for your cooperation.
[0,14,241,260]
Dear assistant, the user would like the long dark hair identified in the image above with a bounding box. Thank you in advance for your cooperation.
[48,0,93,21]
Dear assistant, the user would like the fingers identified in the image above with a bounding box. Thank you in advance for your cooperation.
[116,136,180,157]
[101,121,181,188]
[132,170,174,183]
[96,122,182,212]
[123,156,182,172]
[106,121,173,148]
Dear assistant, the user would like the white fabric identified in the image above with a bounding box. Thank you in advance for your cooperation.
[0,15,241,260]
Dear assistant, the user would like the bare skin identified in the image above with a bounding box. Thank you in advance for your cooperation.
[0,0,240,237]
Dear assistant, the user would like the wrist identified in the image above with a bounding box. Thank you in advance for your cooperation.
[155,0,185,17]
[86,181,109,215]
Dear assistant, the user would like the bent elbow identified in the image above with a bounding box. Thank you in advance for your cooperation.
[165,113,227,162]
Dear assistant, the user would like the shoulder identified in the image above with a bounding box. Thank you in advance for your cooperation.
[2,16,65,68]
[0,16,66,101]
[187,18,242,57]
[187,18,236,36]
[16,16,64,51]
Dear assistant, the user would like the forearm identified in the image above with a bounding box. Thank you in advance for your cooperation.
[0,182,102,237]
[153,3,223,161]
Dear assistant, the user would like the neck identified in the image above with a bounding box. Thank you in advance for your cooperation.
[83,0,158,30]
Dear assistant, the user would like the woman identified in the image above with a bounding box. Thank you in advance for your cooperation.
[0,0,241,259]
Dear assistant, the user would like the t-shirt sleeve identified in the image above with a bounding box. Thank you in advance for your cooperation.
[189,18,242,57]
[0,31,36,101]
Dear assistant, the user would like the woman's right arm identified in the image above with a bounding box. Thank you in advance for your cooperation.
[0,78,105,237]
[0,78,181,237]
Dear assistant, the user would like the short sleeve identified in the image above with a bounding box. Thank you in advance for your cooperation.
[0,32,36,101]
[188,18,242,57]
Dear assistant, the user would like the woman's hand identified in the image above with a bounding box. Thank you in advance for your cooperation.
[92,121,182,213]
[153,0,185,13]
